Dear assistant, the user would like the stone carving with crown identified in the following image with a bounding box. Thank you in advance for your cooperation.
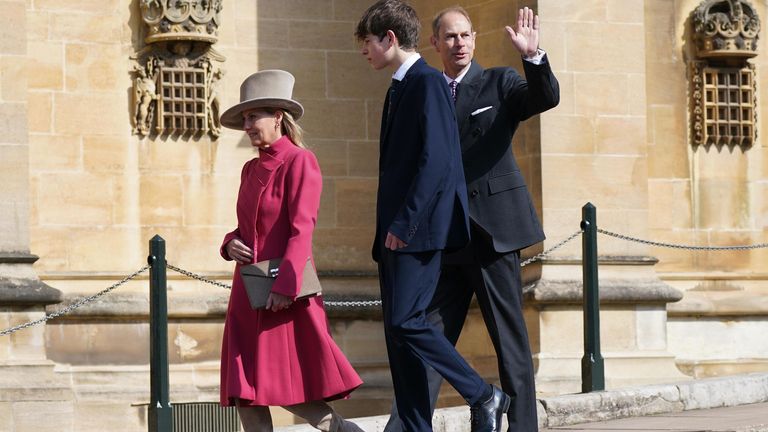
[131,0,225,138]
[693,0,760,59]
[688,0,760,151]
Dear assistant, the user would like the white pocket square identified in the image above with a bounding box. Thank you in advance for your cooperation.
[470,106,494,116]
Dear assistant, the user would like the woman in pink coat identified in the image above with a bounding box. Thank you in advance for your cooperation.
[218,70,363,432]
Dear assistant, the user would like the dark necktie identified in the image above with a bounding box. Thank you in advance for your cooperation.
[449,80,458,102]
[387,78,399,125]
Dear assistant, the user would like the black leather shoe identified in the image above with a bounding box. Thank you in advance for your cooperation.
[470,385,510,432]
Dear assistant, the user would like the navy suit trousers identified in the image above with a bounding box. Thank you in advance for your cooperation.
[378,248,487,431]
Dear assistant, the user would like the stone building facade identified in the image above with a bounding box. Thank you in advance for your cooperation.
[1,0,766,430]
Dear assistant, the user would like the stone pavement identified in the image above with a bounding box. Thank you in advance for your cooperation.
[277,372,768,432]
[541,402,768,431]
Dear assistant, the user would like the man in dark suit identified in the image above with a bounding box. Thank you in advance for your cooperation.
[355,1,512,431]
[385,6,560,432]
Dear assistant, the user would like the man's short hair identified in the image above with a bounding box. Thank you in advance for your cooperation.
[355,0,420,50]
[431,6,473,37]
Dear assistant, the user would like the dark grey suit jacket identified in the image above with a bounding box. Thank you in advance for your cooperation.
[455,57,559,253]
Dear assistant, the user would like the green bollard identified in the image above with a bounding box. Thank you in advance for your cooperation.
[581,203,605,392]
[148,235,173,432]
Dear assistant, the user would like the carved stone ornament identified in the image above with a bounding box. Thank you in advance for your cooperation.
[693,0,760,59]
[689,0,760,150]
[141,0,223,44]
[132,0,225,138]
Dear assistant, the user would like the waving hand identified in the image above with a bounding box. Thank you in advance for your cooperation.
[505,7,539,57]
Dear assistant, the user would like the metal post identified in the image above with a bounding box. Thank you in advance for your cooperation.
[148,235,173,432]
[580,203,605,392]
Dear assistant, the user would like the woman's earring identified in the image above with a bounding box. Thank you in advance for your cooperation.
[274,122,279,131]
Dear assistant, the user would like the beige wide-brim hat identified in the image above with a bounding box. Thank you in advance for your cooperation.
[220,69,304,130]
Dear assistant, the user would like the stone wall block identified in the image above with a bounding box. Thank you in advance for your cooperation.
[139,175,183,226]
[332,0,371,21]
[327,51,389,99]
[27,41,63,90]
[49,13,122,44]
[256,0,333,20]
[468,0,520,31]
[573,73,629,116]
[211,135,255,174]
[334,178,377,228]
[65,227,141,272]
[29,226,70,270]
[82,135,128,173]
[289,20,356,50]
[53,93,127,135]
[542,0,607,23]
[300,99,366,140]
[645,63,686,106]
[29,134,81,172]
[138,138,213,174]
[648,106,688,179]
[311,140,348,177]
[12,401,75,432]
[348,140,379,177]
[252,49,327,99]
[312,228,375,271]
[34,0,120,14]
[37,173,114,226]
[25,10,48,42]
[0,102,28,144]
[65,44,124,92]
[596,116,646,155]
[234,17,260,48]
[139,226,233,273]
[169,322,223,363]
[27,92,52,133]
[182,174,239,227]
[0,56,27,102]
[566,23,644,74]
[606,0,644,23]
[0,1,26,55]
[542,155,648,210]
[541,114,595,154]
[332,320,386,363]
[648,180,692,230]
[73,402,143,432]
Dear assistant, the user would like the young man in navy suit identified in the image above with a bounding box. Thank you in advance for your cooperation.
[355,1,510,431]
[385,6,560,432]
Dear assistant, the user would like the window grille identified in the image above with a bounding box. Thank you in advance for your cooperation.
[157,66,209,134]
[698,66,755,148]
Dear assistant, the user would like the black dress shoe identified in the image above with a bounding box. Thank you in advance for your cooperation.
[470,385,510,432]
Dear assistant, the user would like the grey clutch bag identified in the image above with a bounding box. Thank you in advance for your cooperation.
[239,258,321,310]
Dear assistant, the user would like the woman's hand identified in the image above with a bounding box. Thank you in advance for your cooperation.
[266,292,293,312]
[225,238,254,264]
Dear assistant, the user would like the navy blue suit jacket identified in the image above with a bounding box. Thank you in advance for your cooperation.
[372,57,470,262]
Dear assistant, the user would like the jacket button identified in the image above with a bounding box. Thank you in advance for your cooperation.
[472,128,482,137]
[470,190,479,197]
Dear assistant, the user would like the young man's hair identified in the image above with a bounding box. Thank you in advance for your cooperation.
[431,6,473,37]
[355,0,420,50]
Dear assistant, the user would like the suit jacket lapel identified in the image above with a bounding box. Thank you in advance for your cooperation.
[455,61,484,138]
[382,58,423,143]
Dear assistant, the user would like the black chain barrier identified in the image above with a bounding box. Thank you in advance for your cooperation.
[3,227,767,337]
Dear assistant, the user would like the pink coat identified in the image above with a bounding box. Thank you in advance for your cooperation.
[219,136,362,406]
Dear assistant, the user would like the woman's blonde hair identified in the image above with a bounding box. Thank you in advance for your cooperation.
[279,109,306,148]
